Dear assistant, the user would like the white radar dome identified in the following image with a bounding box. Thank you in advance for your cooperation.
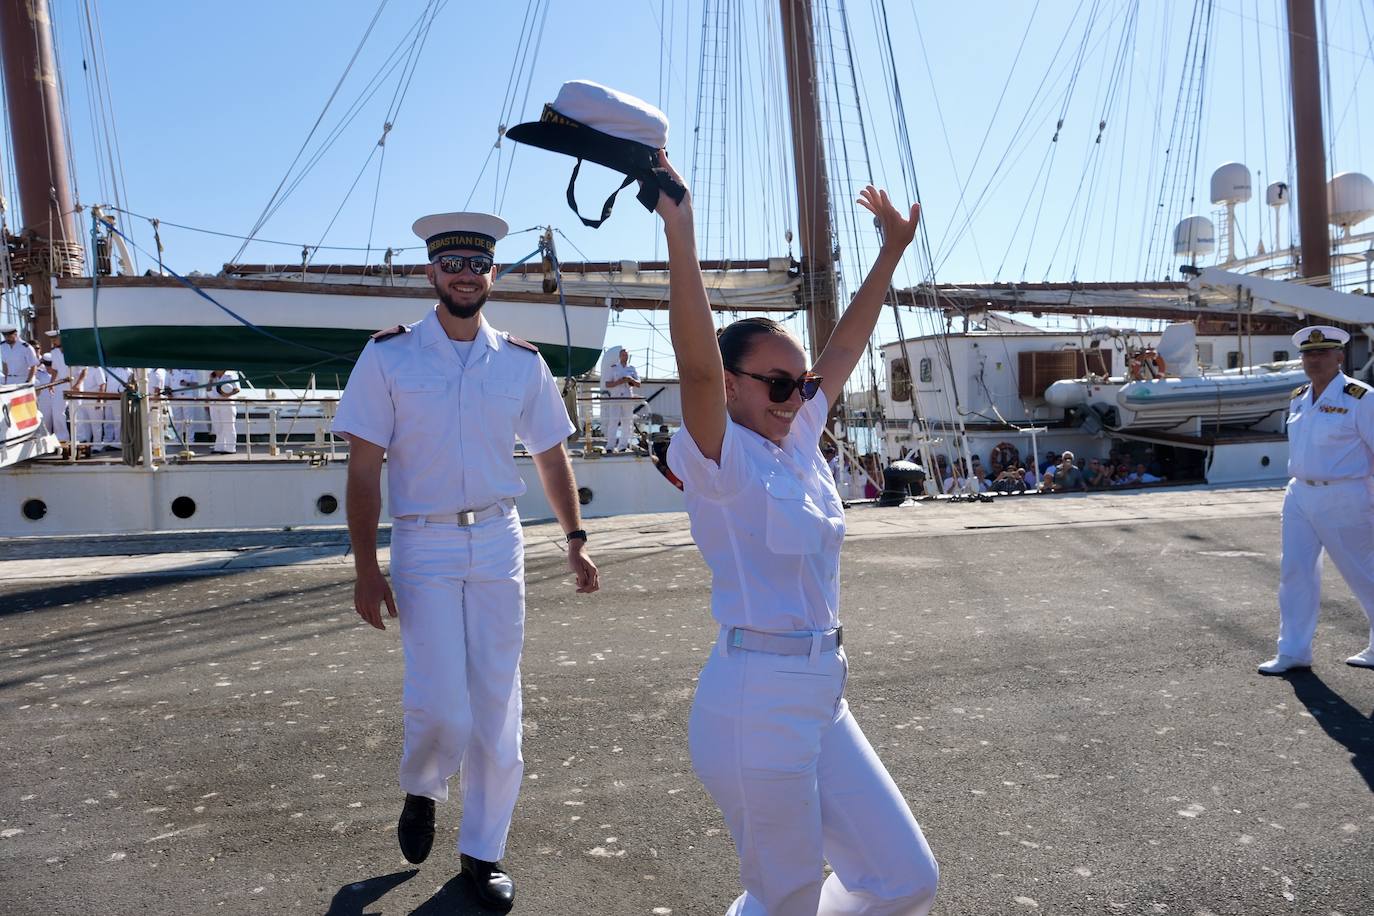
[1266,181,1290,207]
[1173,216,1216,259]
[1327,171,1374,228]
[1210,162,1252,205]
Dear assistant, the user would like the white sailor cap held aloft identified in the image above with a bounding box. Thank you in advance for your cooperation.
[1292,325,1349,352]
[411,212,509,260]
[43,329,61,338]
[506,80,686,228]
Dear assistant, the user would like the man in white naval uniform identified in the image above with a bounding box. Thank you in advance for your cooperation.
[602,346,641,451]
[167,368,203,443]
[38,331,72,442]
[1,324,39,385]
[1259,325,1374,675]
[207,369,241,454]
[333,211,599,910]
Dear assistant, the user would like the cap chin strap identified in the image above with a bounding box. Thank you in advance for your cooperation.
[565,159,689,229]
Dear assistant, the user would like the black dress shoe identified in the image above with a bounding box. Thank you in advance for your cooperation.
[397,794,435,864]
[461,853,515,911]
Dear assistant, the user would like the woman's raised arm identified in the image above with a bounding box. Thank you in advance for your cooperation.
[812,186,920,406]
[655,152,728,462]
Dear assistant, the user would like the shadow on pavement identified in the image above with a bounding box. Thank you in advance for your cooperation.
[410,873,502,915]
[1286,670,1374,792]
[324,869,418,915]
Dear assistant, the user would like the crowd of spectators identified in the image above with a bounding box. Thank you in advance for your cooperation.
[910,442,1169,496]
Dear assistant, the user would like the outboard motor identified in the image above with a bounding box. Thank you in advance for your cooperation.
[878,459,925,507]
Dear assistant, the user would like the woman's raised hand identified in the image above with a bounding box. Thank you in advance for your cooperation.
[857,185,920,252]
[651,151,694,231]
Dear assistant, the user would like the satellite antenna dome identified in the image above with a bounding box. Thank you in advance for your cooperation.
[1327,171,1374,229]
[1173,215,1216,259]
[1210,162,1252,205]
[1265,181,1290,207]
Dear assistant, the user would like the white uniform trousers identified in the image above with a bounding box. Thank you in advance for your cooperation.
[390,509,526,863]
[209,400,237,452]
[74,400,101,444]
[37,388,68,441]
[1277,478,1374,659]
[689,633,939,916]
[101,397,122,447]
[604,401,634,451]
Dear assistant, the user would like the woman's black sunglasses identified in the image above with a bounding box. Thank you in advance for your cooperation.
[728,368,823,403]
[435,254,494,276]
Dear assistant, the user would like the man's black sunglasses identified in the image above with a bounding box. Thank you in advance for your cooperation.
[435,254,494,276]
[727,368,823,403]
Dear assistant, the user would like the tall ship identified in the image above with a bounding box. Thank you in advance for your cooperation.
[2,1,1371,535]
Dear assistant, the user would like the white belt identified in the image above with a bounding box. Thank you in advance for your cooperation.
[1296,478,1364,487]
[728,626,843,656]
[397,499,512,527]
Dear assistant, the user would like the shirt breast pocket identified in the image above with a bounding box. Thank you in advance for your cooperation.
[482,379,523,422]
[396,376,446,400]
[763,473,827,555]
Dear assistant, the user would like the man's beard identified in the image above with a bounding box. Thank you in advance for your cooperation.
[438,286,489,319]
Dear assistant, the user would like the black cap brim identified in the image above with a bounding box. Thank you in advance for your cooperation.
[507,120,659,179]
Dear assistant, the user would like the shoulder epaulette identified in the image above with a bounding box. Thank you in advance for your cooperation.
[370,325,409,342]
[1291,383,1310,400]
[1344,381,1369,400]
[503,333,539,354]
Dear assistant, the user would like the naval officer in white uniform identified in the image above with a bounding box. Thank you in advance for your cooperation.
[602,346,641,451]
[657,150,938,915]
[333,211,599,910]
[1,324,39,385]
[1259,325,1374,675]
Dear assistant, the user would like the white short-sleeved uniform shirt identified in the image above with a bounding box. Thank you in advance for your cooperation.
[332,308,575,518]
[211,371,240,398]
[46,347,70,392]
[2,339,38,384]
[169,369,202,396]
[1286,372,1374,481]
[668,392,845,632]
[605,362,640,399]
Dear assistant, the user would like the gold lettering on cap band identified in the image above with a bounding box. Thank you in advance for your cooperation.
[425,233,496,257]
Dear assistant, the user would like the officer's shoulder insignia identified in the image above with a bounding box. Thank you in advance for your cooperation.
[370,324,410,342]
[1291,383,1310,400]
[1344,381,1369,399]
[503,333,540,354]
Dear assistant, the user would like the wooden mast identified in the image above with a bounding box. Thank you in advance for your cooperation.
[0,0,85,337]
[1284,0,1330,282]
[779,0,839,358]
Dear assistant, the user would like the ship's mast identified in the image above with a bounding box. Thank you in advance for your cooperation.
[0,0,85,337]
[1285,0,1330,282]
[779,0,839,358]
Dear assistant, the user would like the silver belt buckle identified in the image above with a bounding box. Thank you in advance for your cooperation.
[457,509,477,526]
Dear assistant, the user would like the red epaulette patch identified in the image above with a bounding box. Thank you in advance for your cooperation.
[504,333,540,353]
[370,324,409,342]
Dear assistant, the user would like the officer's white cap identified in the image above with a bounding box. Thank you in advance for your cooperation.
[43,329,61,337]
[411,212,509,260]
[549,81,669,148]
[1292,325,1348,352]
[0,324,17,333]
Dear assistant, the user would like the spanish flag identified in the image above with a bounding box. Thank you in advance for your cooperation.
[5,390,39,431]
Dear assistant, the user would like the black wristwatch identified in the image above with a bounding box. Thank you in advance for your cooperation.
[565,529,588,544]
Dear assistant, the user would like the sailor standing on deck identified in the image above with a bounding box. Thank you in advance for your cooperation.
[207,369,240,453]
[1,324,39,385]
[1259,326,1374,675]
[602,346,641,451]
[39,330,72,442]
[332,211,599,910]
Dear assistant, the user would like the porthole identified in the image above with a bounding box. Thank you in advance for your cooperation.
[21,499,46,521]
[577,486,593,506]
[1260,456,1270,467]
[316,494,339,515]
[171,496,197,519]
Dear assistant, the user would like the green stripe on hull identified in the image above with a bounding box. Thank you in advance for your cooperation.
[61,326,601,387]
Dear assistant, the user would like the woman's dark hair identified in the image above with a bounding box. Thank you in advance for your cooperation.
[716,317,794,369]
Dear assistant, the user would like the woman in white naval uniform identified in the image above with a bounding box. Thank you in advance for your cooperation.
[1258,325,1374,675]
[656,153,938,916]
[333,211,599,910]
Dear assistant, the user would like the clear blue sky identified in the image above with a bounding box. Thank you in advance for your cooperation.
[29,0,1374,379]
